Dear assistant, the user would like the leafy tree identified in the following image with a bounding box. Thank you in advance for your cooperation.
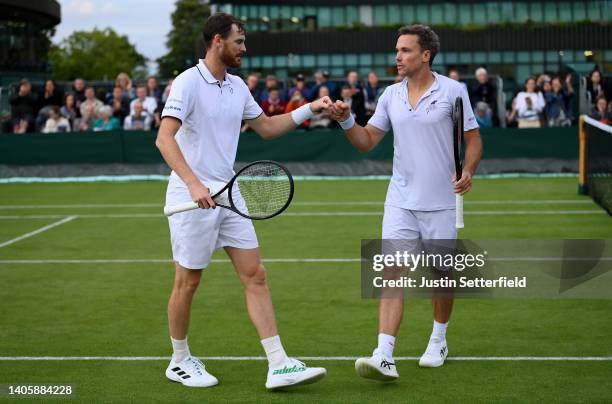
[157,0,210,78]
[49,28,146,80]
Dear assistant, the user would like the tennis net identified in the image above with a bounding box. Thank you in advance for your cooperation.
[580,115,612,215]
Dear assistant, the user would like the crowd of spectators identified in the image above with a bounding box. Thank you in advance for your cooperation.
[5,67,610,134]
[7,73,172,134]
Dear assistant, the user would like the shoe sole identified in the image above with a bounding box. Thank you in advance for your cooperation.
[355,359,398,381]
[166,369,218,388]
[266,369,327,390]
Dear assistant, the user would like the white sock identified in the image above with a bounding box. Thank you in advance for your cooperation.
[171,337,190,363]
[432,320,448,341]
[261,335,288,368]
[377,333,395,358]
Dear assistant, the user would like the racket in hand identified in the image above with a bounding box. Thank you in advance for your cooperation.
[164,160,294,220]
[453,97,465,229]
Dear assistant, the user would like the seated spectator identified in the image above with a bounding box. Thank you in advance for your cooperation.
[310,70,337,101]
[586,70,606,105]
[259,75,285,103]
[42,106,71,133]
[544,75,573,127]
[589,96,611,125]
[9,79,37,133]
[72,78,86,107]
[474,102,493,128]
[76,103,97,132]
[79,87,104,119]
[285,88,309,128]
[245,73,261,101]
[115,72,136,100]
[36,79,64,131]
[447,68,468,92]
[288,74,311,101]
[508,76,545,128]
[309,86,332,129]
[60,93,79,128]
[146,76,163,105]
[107,86,130,125]
[470,67,497,124]
[129,85,158,117]
[345,70,367,125]
[364,71,384,118]
[93,106,120,131]
[123,101,152,130]
[260,87,286,117]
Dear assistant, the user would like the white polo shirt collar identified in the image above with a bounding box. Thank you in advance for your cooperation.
[196,59,229,87]
[400,72,441,109]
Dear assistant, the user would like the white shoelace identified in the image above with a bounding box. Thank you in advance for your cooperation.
[184,357,205,376]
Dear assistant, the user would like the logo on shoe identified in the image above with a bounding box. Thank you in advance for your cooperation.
[272,364,306,375]
[380,359,395,370]
[440,346,447,357]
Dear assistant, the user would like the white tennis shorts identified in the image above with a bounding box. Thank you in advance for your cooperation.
[165,178,258,270]
[382,204,457,240]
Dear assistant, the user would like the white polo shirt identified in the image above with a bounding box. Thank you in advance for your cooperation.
[369,72,478,211]
[161,60,263,185]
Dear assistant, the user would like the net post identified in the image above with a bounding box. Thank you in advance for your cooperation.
[578,115,587,195]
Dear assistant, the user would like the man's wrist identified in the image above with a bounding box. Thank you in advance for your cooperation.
[290,103,314,125]
[339,114,355,130]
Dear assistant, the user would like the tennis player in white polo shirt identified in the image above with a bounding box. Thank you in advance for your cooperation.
[155,13,332,390]
[330,24,482,380]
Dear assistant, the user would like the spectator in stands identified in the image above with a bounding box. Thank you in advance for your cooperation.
[60,93,79,128]
[115,72,135,100]
[76,103,96,132]
[364,71,383,119]
[345,70,367,125]
[107,86,130,125]
[470,67,497,124]
[246,73,261,101]
[589,95,611,125]
[310,70,337,101]
[147,76,163,105]
[123,100,152,131]
[79,87,104,119]
[288,74,311,101]
[260,86,286,117]
[285,88,309,128]
[259,75,286,103]
[508,76,545,128]
[130,85,158,117]
[72,78,86,106]
[93,105,120,131]
[587,70,607,105]
[448,68,468,92]
[42,105,71,133]
[474,102,493,128]
[35,79,64,131]
[161,79,173,104]
[309,86,332,129]
[544,75,574,127]
[536,74,551,91]
[9,79,37,133]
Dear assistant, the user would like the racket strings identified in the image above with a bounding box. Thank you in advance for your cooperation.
[234,163,292,219]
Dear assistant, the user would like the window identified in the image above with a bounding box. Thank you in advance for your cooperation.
[573,2,586,20]
[459,5,471,25]
[515,3,529,22]
[332,7,345,26]
[373,6,386,26]
[473,4,487,25]
[388,5,401,25]
[319,7,331,28]
[558,2,573,22]
[359,53,373,66]
[402,5,415,24]
[528,2,543,23]
[303,54,316,68]
[346,6,359,26]
[444,3,457,25]
[431,4,444,25]
[415,4,429,24]
[486,2,501,23]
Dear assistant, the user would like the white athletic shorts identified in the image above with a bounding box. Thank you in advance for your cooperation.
[382,204,457,240]
[165,178,258,270]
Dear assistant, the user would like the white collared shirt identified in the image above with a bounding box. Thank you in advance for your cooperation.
[369,72,479,211]
[162,60,263,185]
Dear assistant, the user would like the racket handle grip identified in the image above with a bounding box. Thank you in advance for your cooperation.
[455,194,464,229]
[164,201,199,217]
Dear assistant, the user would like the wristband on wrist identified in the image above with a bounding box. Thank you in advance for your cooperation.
[290,103,314,125]
[339,114,355,130]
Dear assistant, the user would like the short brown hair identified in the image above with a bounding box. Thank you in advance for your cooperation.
[397,24,440,66]
[203,13,245,50]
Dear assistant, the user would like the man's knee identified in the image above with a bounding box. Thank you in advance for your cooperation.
[240,263,267,289]
[174,264,202,293]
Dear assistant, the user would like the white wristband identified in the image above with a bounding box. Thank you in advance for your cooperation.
[290,103,314,125]
[339,114,355,130]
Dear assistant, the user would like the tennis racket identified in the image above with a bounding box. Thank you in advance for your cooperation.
[453,97,465,229]
[164,160,294,220]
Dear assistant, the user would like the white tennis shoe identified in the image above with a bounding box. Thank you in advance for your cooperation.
[265,358,326,390]
[419,338,448,368]
[165,356,218,387]
[355,349,399,381]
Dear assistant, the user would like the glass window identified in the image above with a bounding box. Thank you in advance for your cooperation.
[488,51,501,63]
[515,2,529,22]
[587,1,601,21]
[402,5,415,24]
[544,3,558,23]
[319,7,331,28]
[517,51,530,63]
[345,54,358,67]
[262,56,274,68]
[303,55,316,68]
[528,2,543,22]
[531,64,545,75]
[545,50,559,62]
[331,54,344,67]
[445,52,457,64]
[373,6,386,25]
[270,6,279,19]
[502,51,515,63]
[444,3,457,25]
[486,2,501,23]
[473,4,486,25]
[603,1,612,21]
[250,56,261,68]
[275,55,287,67]
[359,53,373,66]
[558,2,572,22]
[415,4,429,24]
[331,68,344,77]
[359,5,373,26]
[474,51,487,64]
[516,65,531,84]
[435,53,444,64]
[573,2,586,20]
[500,2,514,22]
[332,7,345,25]
[346,6,359,26]
[374,53,389,66]
[604,50,612,61]
[459,52,472,64]
[305,6,316,17]
[241,57,250,69]
[388,5,401,25]
[287,54,300,68]
[293,6,304,20]
[531,51,544,62]
[317,54,330,67]
[459,5,471,25]
[431,4,444,25]
[279,6,291,19]
[359,67,371,77]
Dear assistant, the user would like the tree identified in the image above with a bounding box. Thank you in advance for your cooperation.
[49,28,147,80]
[157,0,210,78]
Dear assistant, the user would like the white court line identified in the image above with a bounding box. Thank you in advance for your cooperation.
[0,216,78,249]
[0,210,605,220]
[0,356,610,361]
[0,200,593,209]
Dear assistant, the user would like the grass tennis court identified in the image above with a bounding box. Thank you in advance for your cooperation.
[1,177,611,402]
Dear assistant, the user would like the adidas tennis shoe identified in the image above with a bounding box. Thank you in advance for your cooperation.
[419,338,448,368]
[165,356,218,387]
[355,349,399,381]
[265,358,326,390]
